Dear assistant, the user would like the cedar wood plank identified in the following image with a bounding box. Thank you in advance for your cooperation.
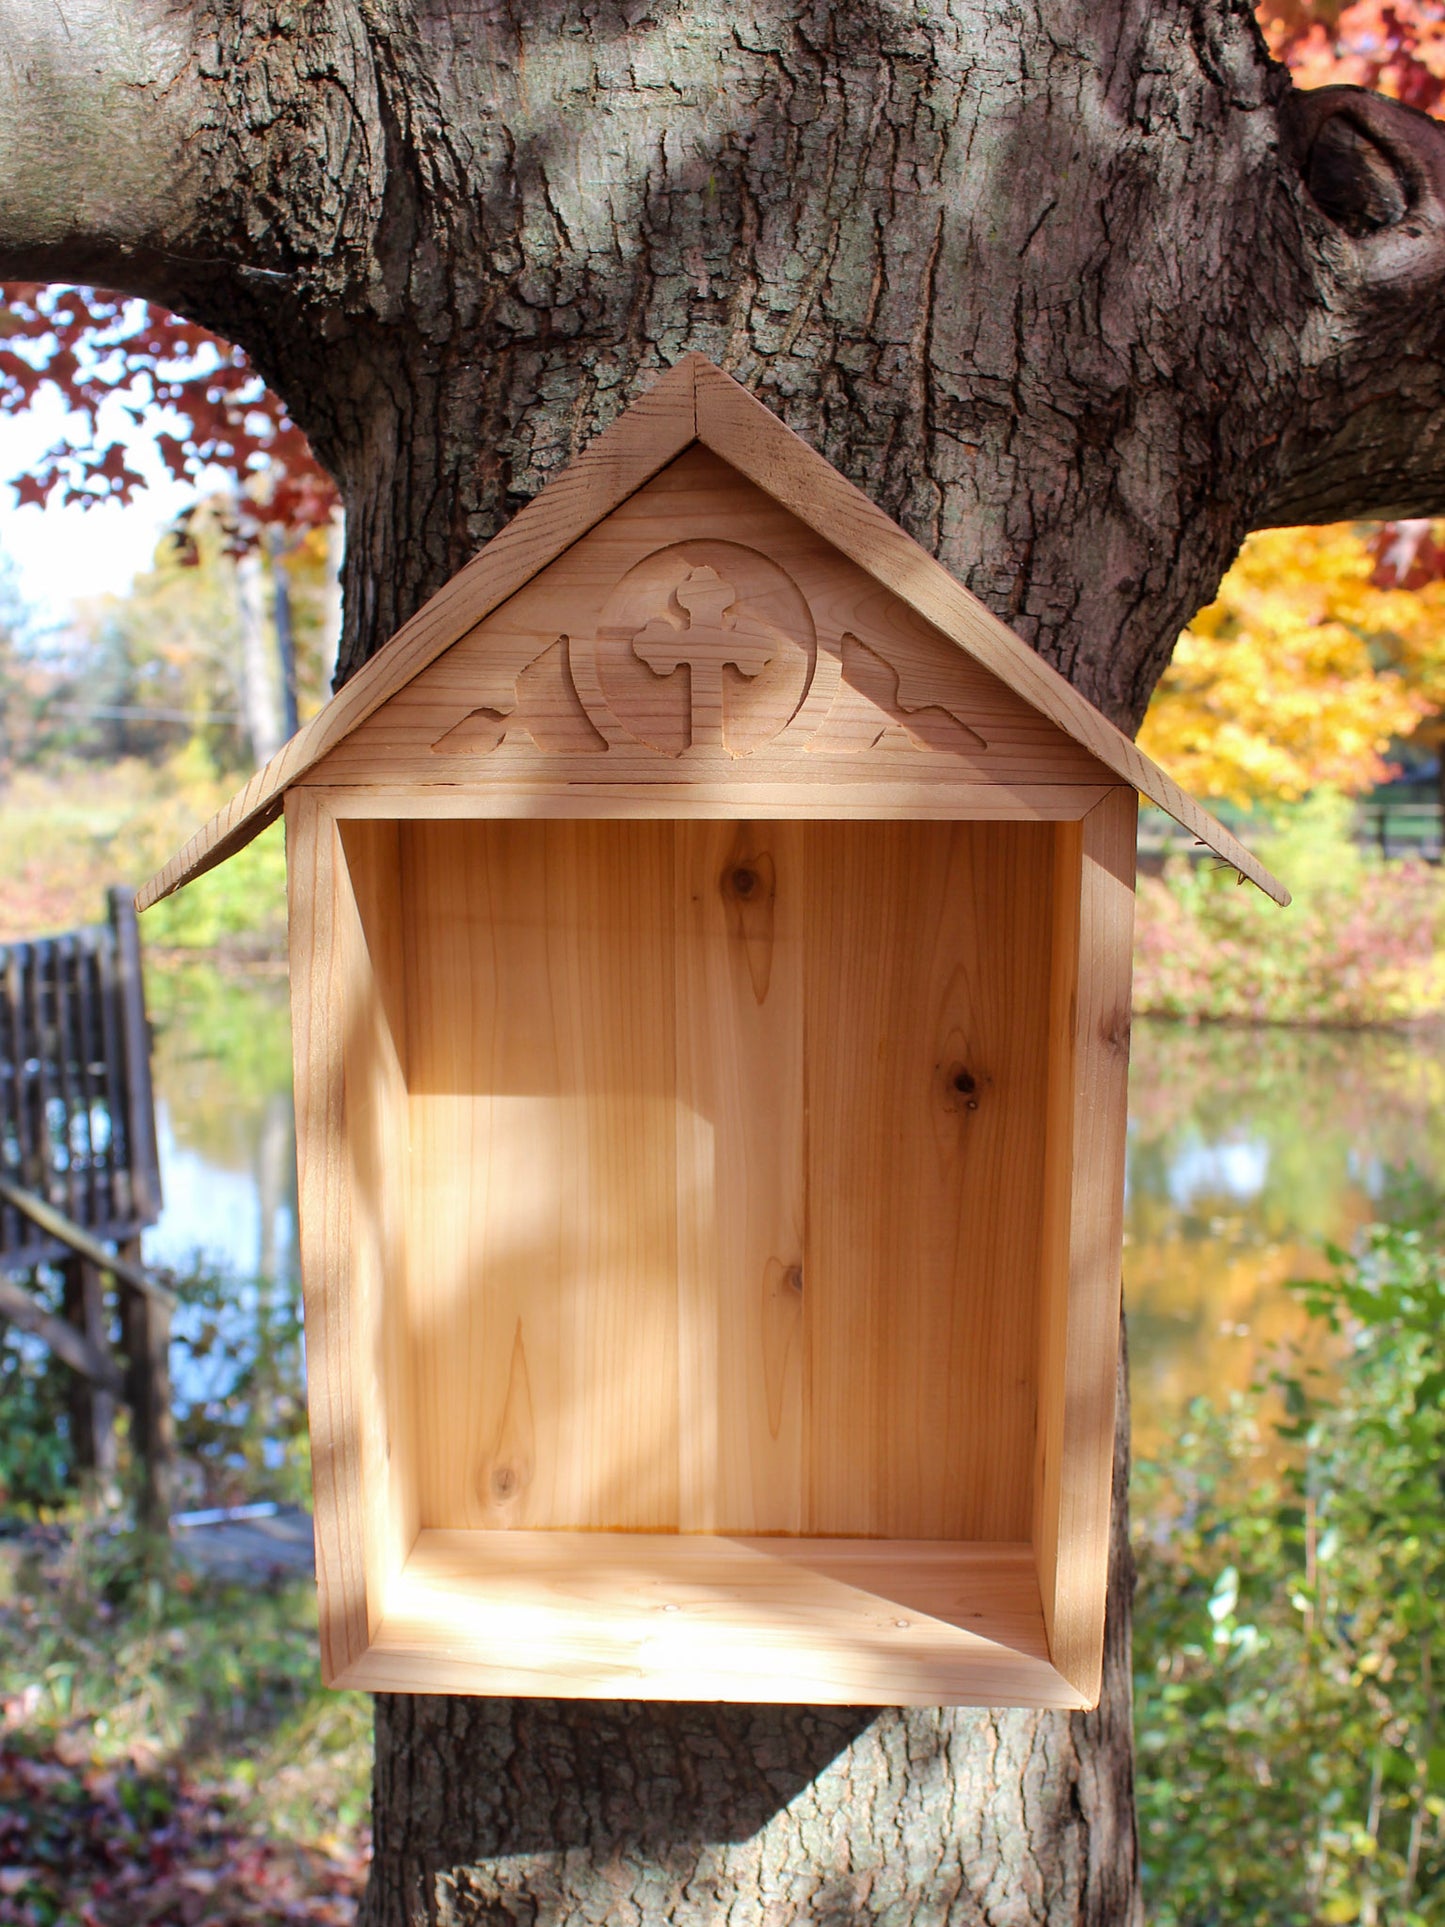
[1033,791,1137,1702]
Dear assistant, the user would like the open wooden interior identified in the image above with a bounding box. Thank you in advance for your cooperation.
[289,800,1134,1706]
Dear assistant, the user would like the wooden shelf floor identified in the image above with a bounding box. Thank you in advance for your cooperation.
[334,1530,1087,1707]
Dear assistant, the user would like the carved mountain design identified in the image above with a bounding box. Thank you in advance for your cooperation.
[808,635,989,756]
[429,639,606,755]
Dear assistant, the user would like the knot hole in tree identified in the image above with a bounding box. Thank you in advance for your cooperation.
[1306,110,1412,235]
[720,842,778,1004]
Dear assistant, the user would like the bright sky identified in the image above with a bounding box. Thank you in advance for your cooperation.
[0,390,212,628]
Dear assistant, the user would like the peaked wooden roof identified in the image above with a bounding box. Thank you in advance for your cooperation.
[138,354,1287,909]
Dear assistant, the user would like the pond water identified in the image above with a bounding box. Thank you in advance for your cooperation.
[139,968,1445,1465]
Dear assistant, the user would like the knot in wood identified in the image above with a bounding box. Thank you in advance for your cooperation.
[940,1062,981,1113]
[1307,114,1411,236]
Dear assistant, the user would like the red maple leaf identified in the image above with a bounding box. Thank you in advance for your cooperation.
[0,284,339,548]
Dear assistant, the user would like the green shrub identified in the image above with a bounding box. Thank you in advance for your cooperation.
[0,1273,75,1513]
[1135,1204,1445,1923]
[0,1257,308,1519]
[1133,792,1445,1025]
[169,1262,310,1512]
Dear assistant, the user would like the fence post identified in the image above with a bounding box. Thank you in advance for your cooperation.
[120,1233,173,1533]
[108,887,162,1227]
[61,1254,117,1488]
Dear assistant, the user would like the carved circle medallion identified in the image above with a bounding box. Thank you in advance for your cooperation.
[572,541,816,756]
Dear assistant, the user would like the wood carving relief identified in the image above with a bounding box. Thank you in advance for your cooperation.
[428,537,991,762]
[430,639,606,755]
[807,635,988,756]
[574,541,817,757]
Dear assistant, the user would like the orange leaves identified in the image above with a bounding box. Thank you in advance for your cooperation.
[1260,1,1445,116]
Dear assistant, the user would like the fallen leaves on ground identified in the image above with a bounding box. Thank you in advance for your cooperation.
[0,1741,367,1926]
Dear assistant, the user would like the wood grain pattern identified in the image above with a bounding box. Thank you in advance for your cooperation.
[338,1530,1085,1708]
[137,357,1286,913]
[305,446,1114,795]
[325,815,1071,1548]
[674,821,805,1533]
[399,819,682,1533]
[287,799,416,1683]
[803,821,1054,1542]
[1032,790,1137,1703]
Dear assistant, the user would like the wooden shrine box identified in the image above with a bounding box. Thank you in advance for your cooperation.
[141,356,1283,1709]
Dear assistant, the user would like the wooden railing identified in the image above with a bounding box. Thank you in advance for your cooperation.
[0,889,172,1525]
[1138,800,1445,866]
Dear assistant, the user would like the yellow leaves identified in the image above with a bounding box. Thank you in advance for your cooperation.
[1139,524,1444,807]
[1319,1895,1364,1924]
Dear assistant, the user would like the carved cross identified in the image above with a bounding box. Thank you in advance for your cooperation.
[630,566,776,748]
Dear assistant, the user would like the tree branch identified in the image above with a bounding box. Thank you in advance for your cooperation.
[0,0,402,350]
[1260,83,1445,526]
[0,1,206,294]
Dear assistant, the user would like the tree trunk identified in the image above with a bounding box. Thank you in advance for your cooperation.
[362,1331,1139,1927]
[5,3,1445,1921]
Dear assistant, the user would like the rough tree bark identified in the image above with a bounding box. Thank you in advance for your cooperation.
[4,3,1445,1920]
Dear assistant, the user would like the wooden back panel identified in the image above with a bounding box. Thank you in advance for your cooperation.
[341,815,1057,1543]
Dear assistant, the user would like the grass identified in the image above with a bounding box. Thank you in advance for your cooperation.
[0,755,285,959]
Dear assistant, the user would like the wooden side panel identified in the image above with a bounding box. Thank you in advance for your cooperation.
[674,821,806,1533]
[1032,789,1136,1704]
[803,821,1054,1541]
[288,798,415,1683]
[402,820,681,1533]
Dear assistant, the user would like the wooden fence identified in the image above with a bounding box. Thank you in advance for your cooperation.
[0,888,172,1524]
[0,887,161,1265]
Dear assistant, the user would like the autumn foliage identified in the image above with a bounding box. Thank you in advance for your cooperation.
[0,286,336,538]
[1260,1,1445,114]
[1138,524,1445,804]
[3,7,1445,801]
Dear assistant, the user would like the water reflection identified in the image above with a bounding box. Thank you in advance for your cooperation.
[1125,1018,1445,1459]
[139,970,1445,1468]
[145,970,298,1290]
